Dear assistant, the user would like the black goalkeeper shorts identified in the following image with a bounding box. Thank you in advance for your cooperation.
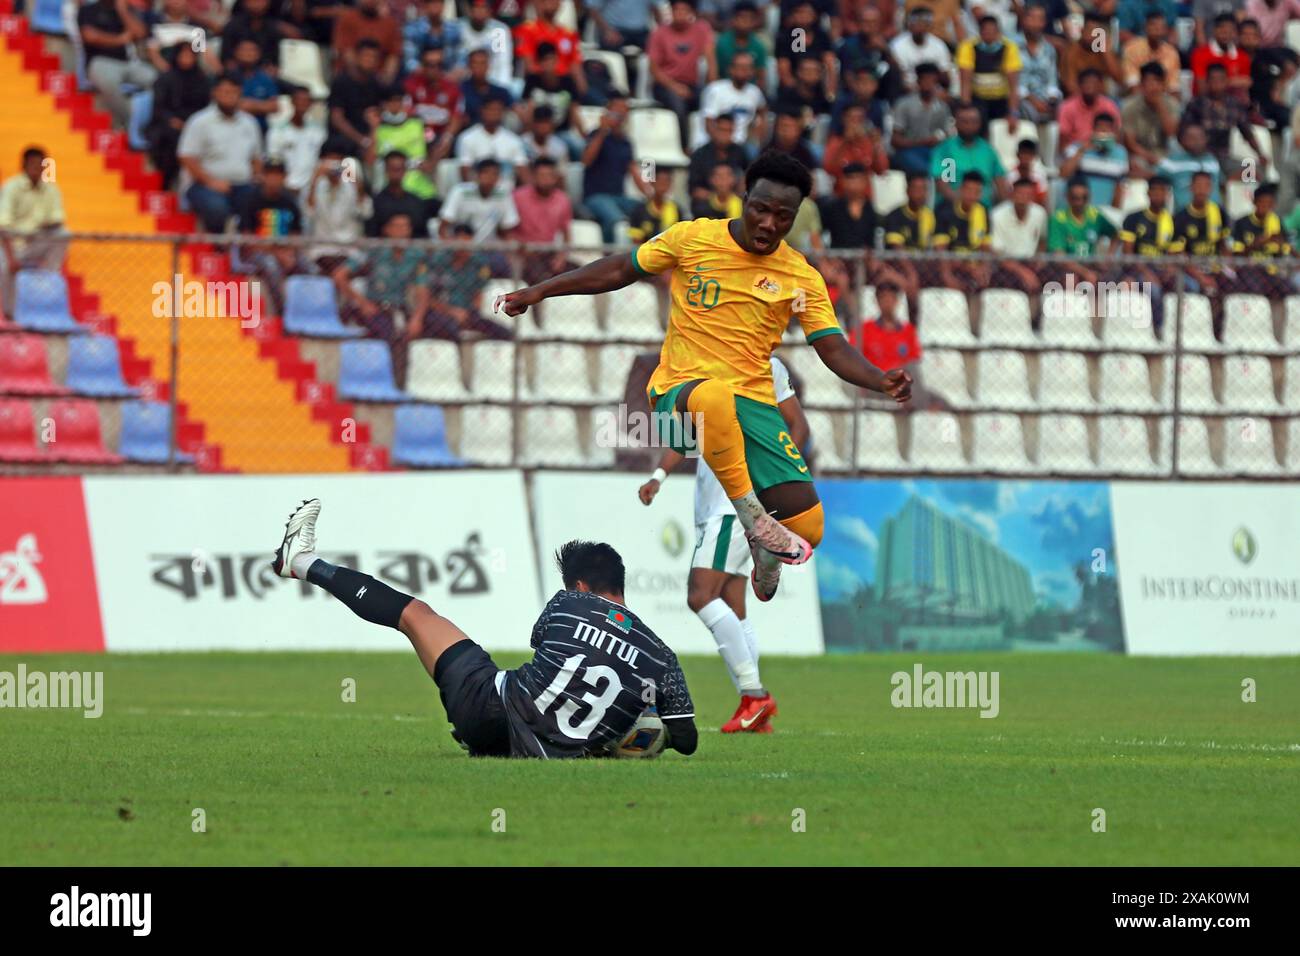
[433,639,511,757]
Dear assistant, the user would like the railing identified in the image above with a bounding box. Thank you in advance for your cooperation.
[0,231,1296,478]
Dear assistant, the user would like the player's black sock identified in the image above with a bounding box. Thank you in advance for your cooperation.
[305,559,413,629]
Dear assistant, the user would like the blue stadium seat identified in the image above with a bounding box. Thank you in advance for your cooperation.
[66,334,138,397]
[31,0,67,34]
[337,340,409,402]
[118,401,193,464]
[282,275,361,338]
[14,270,81,333]
[392,404,463,467]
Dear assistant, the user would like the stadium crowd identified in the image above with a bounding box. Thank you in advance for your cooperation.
[10,0,1300,369]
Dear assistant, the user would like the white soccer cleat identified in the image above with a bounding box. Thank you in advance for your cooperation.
[746,512,812,566]
[271,498,321,579]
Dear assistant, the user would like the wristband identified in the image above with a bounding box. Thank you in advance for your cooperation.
[651,468,667,484]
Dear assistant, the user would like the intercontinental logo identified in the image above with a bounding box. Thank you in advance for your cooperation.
[1232,527,1257,565]
[1139,524,1298,619]
[661,520,686,558]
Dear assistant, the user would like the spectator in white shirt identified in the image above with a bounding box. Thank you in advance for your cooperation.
[267,87,328,194]
[990,178,1047,304]
[889,7,954,93]
[305,139,371,274]
[455,92,529,185]
[457,0,515,87]
[521,105,570,166]
[177,74,264,233]
[439,158,521,243]
[699,50,768,151]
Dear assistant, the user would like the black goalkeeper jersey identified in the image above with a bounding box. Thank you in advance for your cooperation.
[500,590,694,758]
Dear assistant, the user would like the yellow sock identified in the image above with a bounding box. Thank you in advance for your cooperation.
[685,380,752,500]
[782,502,824,548]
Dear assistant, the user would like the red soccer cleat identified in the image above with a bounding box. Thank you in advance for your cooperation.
[721,693,778,733]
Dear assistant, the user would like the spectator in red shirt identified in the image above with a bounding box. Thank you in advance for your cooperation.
[1190,13,1253,101]
[513,0,586,94]
[649,0,718,147]
[822,103,889,196]
[404,45,464,161]
[512,156,576,283]
[856,282,921,373]
[334,0,403,83]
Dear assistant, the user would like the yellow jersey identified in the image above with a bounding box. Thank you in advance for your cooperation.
[632,218,844,406]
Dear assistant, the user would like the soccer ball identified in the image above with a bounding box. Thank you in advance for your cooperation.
[612,709,667,759]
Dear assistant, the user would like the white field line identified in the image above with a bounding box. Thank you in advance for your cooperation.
[122,706,433,722]
[1095,735,1300,755]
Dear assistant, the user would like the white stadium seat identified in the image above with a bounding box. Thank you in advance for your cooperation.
[1039,288,1098,348]
[604,283,663,342]
[782,347,853,407]
[976,349,1035,409]
[536,293,602,340]
[518,407,589,467]
[1037,351,1095,410]
[469,341,518,400]
[919,349,971,408]
[804,410,852,472]
[1102,302,1165,351]
[458,405,514,465]
[1037,414,1095,475]
[1173,417,1220,476]
[435,158,461,199]
[917,289,971,345]
[406,341,470,403]
[526,343,593,401]
[854,411,908,472]
[1165,294,1221,351]
[1118,177,1148,215]
[908,412,968,472]
[1228,125,1278,181]
[860,285,910,322]
[1221,294,1281,352]
[1222,416,1281,475]
[1098,416,1161,476]
[989,117,1037,173]
[1224,179,1255,220]
[627,107,689,165]
[1098,353,1160,411]
[871,171,907,216]
[972,413,1032,473]
[978,289,1034,346]
[479,279,518,321]
[279,39,329,98]
[1220,355,1278,412]
[1170,355,1218,412]
[594,344,640,402]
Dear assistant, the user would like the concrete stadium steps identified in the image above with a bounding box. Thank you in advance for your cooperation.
[0,7,385,473]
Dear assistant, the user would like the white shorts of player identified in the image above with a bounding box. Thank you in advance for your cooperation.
[690,514,751,578]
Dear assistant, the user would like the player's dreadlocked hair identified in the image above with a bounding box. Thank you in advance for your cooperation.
[555,540,626,596]
[744,149,813,199]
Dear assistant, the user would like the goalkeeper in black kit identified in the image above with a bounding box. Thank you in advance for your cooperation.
[271,499,697,758]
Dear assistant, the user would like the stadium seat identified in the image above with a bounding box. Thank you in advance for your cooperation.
[804,410,850,472]
[569,220,606,265]
[392,404,464,467]
[0,333,68,395]
[1037,351,1094,410]
[1287,419,1300,474]
[1221,294,1281,352]
[915,294,974,348]
[782,347,853,407]
[1102,303,1164,351]
[1173,417,1220,476]
[1220,355,1278,412]
[1224,180,1255,220]
[1117,177,1148,215]
[536,291,602,339]
[594,344,640,402]
[854,410,908,472]
[527,343,593,401]
[907,412,968,472]
[919,349,971,408]
[1170,355,1218,412]
[603,283,663,342]
[859,285,910,322]
[975,350,1035,409]
[15,270,81,333]
[1165,293,1219,351]
[31,0,67,34]
[1098,353,1160,411]
[1098,416,1161,476]
[279,39,330,98]
[337,340,409,402]
[1036,414,1095,475]
[479,279,518,321]
[406,340,471,403]
[972,413,1032,472]
[282,276,361,338]
[518,407,589,467]
[584,50,629,95]
[435,158,461,199]
[989,118,1037,173]
[469,340,518,400]
[118,401,192,464]
[458,404,513,465]
[1288,19,1300,55]
[1222,416,1280,475]
[1039,288,1097,348]
[1228,126,1278,181]
[1039,120,1059,168]
[65,334,138,397]
[46,399,123,464]
[870,170,906,216]
[627,108,689,166]
[0,399,41,462]
[978,289,1034,346]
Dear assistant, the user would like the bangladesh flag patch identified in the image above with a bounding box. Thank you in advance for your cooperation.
[606,608,631,633]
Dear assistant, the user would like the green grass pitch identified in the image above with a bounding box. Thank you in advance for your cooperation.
[1,651,1297,866]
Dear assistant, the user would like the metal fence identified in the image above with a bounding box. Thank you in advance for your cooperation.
[1,232,1297,478]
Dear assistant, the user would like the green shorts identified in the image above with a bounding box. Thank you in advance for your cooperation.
[650,382,813,493]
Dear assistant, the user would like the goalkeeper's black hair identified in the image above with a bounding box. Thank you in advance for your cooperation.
[555,540,626,595]
[744,149,812,200]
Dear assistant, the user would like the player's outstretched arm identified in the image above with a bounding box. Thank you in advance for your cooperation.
[812,333,912,404]
[495,252,640,316]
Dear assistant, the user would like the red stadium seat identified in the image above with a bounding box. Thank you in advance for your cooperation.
[46,399,123,464]
[0,399,42,462]
[0,333,70,395]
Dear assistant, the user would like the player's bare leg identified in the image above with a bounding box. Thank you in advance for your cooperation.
[271,498,470,679]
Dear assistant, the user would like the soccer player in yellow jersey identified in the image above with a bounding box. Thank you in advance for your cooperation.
[497,151,912,600]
